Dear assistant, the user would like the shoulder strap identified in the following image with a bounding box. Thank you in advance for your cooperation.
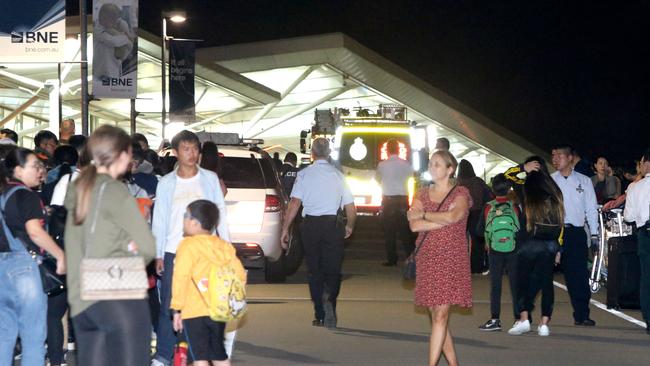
[0,185,31,252]
[82,181,109,257]
[436,185,457,212]
[411,186,458,257]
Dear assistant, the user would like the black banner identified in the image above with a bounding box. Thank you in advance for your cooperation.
[169,40,195,123]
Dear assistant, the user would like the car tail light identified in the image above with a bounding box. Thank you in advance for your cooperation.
[265,195,281,212]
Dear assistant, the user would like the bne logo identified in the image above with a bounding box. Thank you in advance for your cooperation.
[11,32,59,43]
[101,78,133,87]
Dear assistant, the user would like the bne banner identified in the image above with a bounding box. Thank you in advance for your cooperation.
[92,0,138,98]
[0,0,65,62]
[169,40,196,123]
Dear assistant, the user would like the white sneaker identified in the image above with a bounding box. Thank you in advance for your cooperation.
[151,359,166,366]
[507,320,531,335]
[538,324,550,336]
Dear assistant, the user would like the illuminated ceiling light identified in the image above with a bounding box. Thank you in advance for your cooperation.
[342,126,410,134]
[164,122,185,139]
[426,125,437,149]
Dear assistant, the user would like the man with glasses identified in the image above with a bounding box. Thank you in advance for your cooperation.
[624,148,650,334]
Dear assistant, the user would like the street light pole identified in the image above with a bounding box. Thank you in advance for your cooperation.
[161,17,167,141]
[160,11,186,142]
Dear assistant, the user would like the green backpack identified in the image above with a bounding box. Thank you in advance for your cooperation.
[484,200,519,253]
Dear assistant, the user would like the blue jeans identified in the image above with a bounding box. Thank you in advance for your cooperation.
[154,252,176,365]
[0,252,47,366]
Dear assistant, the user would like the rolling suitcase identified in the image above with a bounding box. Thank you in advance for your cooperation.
[606,235,640,309]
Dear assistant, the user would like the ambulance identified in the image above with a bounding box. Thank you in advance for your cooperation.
[300,105,427,214]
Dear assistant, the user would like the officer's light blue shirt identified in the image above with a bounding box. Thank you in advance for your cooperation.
[290,159,354,217]
[551,169,599,235]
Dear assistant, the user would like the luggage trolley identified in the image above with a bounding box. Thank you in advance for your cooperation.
[590,207,634,293]
[589,206,607,293]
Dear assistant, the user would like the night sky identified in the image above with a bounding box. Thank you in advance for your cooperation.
[69,0,650,167]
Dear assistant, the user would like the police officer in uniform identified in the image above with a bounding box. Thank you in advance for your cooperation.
[551,144,598,326]
[281,138,356,328]
[375,139,414,266]
[280,152,300,195]
[624,148,650,334]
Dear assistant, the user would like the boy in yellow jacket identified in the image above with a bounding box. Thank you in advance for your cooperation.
[171,200,246,366]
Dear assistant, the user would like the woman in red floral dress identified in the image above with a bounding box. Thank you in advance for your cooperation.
[408,150,472,366]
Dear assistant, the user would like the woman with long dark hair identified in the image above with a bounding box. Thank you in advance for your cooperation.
[64,125,155,366]
[0,147,65,366]
[200,141,227,195]
[457,159,494,273]
[507,156,564,337]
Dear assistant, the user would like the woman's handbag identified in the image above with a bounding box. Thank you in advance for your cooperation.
[403,233,428,280]
[402,186,457,280]
[79,182,148,301]
[36,252,66,296]
[0,184,65,296]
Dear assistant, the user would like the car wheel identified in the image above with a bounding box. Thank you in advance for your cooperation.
[264,256,286,283]
[283,224,304,276]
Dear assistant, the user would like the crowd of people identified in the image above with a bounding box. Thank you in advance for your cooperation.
[376,137,650,365]
[0,126,241,366]
[0,123,648,366]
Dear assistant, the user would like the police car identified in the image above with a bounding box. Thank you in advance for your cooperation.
[199,133,303,282]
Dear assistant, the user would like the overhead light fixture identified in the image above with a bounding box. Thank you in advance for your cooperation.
[169,15,186,23]
[163,10,187,23]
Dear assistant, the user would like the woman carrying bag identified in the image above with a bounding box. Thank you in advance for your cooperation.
[64,125,155,366]
[407,150,472,366]
[0,148,66,366]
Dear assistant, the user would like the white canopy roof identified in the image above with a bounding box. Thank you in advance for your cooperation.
[0,23,546,177]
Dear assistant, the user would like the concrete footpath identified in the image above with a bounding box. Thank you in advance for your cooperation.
[231,218,649,365]
[233,263,649,365]
[20,217,649,365]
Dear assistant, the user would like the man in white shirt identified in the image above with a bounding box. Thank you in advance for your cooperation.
[281,138,356,328]
[624,149,650,334]
[375,139,414,266]
[151,131,230,366]
[551,145,598,326]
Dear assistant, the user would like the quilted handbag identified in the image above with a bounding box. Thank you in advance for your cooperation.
[79,181,148,301]
[80,256,147,300]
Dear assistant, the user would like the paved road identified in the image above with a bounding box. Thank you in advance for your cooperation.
[232,217,649,365]
[23,217,649,365]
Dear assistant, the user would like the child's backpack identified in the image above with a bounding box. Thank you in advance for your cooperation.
[197,260,247,322]
[484,200,519,253]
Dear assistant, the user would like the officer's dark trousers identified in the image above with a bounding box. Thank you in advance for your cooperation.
[637,229,650,321]
[561,226,591,322]
[301,215,345,320]
[381,195,414,264]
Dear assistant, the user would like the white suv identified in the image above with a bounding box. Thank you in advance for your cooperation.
[218,144,302,282]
